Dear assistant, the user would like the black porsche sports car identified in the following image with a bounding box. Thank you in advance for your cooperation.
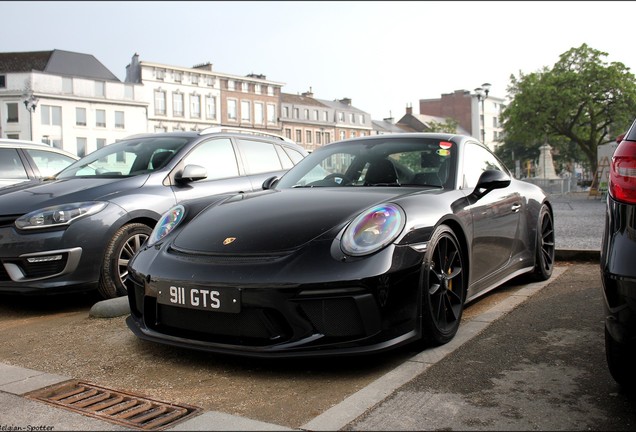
[126,133,555,358]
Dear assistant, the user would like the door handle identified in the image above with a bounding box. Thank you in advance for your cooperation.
[511,203,521,213]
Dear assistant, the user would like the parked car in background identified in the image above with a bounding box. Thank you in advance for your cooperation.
[0,128,307,300]
[126,133,555,358]
[601,121,636,387]
[0,139,78,187]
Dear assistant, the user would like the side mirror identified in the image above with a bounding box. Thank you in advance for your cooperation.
[262,176,279,190]
[473,169,511,198]
[175,164,207,183]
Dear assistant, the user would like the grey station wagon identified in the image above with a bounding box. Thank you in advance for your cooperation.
[0,128,307,299]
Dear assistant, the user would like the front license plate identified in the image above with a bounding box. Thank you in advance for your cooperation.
[156,282,241,313]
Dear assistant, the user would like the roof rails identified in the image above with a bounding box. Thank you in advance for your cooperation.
[199,126,295,144]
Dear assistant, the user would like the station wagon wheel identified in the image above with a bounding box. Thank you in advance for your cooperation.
[421,224,466,346]
[98,223,152,299]
[531,204,555,281]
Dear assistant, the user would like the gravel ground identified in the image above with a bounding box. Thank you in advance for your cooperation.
[551,191,606,251]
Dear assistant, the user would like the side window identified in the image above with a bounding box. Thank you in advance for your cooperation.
[25,149,76,176]
[182,138,240,180]
[236,139,282,174]
[462,143,505,189]
[283,146,305,164]
[275,145,294,169]
[0,148,28,180]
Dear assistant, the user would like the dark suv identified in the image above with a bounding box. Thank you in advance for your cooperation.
[0,128,307,299]
[601,120,636,387]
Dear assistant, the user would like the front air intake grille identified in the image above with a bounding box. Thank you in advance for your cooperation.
[26,380,201,430]
[299,297,365,337]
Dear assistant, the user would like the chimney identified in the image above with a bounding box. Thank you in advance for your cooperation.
[302,86,314,98]
[192,62,213,71]
[406,103,412,115]
[339,97,352,106]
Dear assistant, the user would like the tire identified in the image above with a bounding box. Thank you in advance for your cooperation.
[420,224,467,346]
[531,204,555,281]
[97,223,152,299]
[605,327,636,387]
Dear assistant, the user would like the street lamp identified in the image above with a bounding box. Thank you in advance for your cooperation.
[23,93,39,141]
[474,82,491,145]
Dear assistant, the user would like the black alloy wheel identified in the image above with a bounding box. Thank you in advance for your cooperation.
[98,223,152,299]
[421,224,466,346]
[532,204,555,281]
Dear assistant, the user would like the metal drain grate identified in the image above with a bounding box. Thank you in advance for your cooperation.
[26,380,201,430]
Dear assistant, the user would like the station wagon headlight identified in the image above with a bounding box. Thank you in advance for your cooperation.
[147,205,185,246]
[15,201,107,230]
[341,204,405,256]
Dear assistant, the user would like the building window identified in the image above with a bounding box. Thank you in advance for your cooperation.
[254,102,264,125]
[316,131,322,145]
[206,96,217,120]
[241,82,249,92]
[295,130,302,143]
[124,84,134,99]
[267,86,274,96]
[350,113,355,123]
[285,128,291,139]
[255,84,261,94]
[323,111,328,122]
[76,137,87,158]
[340,130,346,140]
[115,111,125,128]
[156,69,165,80]
[95,81,105,97]
[190,94,201,118]
[173,92,184,117]
[325,132,331,144]
[6,103,18,123]
[206,76,215,86]
[304,109,309,119]
[96,138,106,149]
[360,114,365,124]
[227,99,237,120]
[154,125,167,133]
[6,133,19,139]
[306,130,312,144]
[96,109,106,127]
[283,106,289,118]
[351,131,356,138]
[191,74,199,85]
[338,112,345,122]
[41,105,62,126]
[174,71,182,82]
[62,77,73,94]
[313,110,318,121]
[154,90,166,115]
[294,108,299,119]
[228,80,235,91]
[241,100,251,122]
[267,104,276,124]
[76,107,86,126]
[0,75,5,88]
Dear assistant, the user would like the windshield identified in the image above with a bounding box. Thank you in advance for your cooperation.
[56,137,190,179]
[276,137,457,189]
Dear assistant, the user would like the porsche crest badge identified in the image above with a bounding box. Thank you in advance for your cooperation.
[223,237,236,245]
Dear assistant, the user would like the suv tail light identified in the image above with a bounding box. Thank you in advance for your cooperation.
[609,139,636,204]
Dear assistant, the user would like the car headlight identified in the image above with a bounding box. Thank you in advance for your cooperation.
[341,204,405,256]
[15,201,108,230]
[147,205,186,247]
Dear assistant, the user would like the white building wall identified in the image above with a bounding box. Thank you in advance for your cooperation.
[0,71,147,156]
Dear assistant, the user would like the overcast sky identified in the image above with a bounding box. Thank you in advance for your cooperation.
[3,1,634,120]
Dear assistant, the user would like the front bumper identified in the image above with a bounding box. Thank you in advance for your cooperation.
[126,240,426,358]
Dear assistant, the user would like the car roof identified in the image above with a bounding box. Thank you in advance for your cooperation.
[0,139,78,157]
[123,127,305,152]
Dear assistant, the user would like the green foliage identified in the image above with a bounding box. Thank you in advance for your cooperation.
[500,43,636,175]
[427,118,459,133]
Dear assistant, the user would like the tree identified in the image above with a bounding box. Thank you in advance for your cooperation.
[427,118,460,133]
[500,44,636,175]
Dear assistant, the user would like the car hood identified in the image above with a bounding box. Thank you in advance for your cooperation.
[172,188,414,254]
[0,176,149,214]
